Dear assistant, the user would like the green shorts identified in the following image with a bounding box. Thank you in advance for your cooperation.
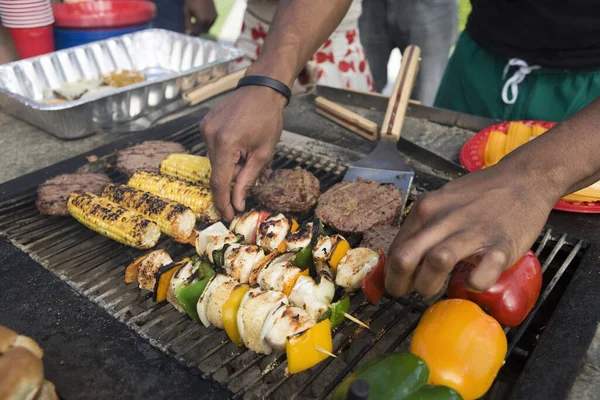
[434,32,600,122]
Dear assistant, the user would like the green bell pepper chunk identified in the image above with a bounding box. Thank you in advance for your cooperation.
[332,353,463,400]
[294,246,314,271]
[175,260,215,323]
[320,295,351,329]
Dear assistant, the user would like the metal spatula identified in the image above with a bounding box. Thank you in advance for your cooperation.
[342,45,421,211]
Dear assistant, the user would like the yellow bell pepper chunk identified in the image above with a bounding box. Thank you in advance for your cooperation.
[283,269,309,297]
[410,299,507,400]
[286,319,333,374]
[222,284,250,346]
[290,218,300,233]
[329,238,350,273]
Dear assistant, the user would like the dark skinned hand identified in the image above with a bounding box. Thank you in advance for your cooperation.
[200,86,287,221]
[385,160,559,299]
[184,0,217,36]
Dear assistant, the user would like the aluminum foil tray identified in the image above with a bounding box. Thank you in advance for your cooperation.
[0,29,243,139]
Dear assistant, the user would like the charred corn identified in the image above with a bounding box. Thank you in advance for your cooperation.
[102,184,196,242]
[505,122,532,154]
[531,125,548,137]
[128,171,220,222]
[67,191,161,249]
[484,130,507,167]
[160,154,211,186]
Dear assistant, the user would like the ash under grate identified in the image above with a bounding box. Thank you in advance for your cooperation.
[0,124,587,399]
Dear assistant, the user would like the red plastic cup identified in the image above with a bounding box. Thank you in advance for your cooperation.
[7,24,54,59]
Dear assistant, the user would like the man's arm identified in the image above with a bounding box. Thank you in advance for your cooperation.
[385,98,600,299]
[201,0,352,221]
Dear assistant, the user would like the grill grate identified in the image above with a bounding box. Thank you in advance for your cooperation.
[0,124,587,399]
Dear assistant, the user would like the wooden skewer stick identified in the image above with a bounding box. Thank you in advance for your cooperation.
[314,346,337,358]
[329,304,370,330]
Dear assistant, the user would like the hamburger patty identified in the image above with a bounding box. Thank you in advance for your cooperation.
[360,224,401,253]
[315,180,403,232]
[36,173,111,216]
[253,167,320,213]
[116,141,187,177]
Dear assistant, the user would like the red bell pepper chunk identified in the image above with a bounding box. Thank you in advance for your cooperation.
[252,210,271,244]
[447,250,543,327]
[361,249,386,304]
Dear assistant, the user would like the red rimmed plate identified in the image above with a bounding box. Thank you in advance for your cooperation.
[459,120,600,213]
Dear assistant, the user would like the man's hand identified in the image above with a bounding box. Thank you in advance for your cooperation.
[385,160,561,299]
[184,0,217,36]
[200,86,287,221]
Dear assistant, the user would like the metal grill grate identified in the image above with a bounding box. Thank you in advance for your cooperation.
[0,125,587,399]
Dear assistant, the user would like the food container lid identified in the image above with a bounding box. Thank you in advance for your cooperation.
[52,0,156,28]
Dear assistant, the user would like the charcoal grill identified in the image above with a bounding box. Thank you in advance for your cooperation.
[0,111,597,400]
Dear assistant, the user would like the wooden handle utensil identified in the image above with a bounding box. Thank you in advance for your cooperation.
[381,45,421,141]
[315,96,379,141]
[183,68,247,106]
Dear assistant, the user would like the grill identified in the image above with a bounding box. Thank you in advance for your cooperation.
[0,121,588,399]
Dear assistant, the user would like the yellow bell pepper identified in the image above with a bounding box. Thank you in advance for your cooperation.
[410,299,507,400]
[290,218,300,233]
[277,240,288,253]
[283,269,310,297]
[222,284,249,346]
[329,238,350,273]
[286,319,332,374]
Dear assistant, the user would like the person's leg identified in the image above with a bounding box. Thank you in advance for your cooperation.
[358,0,393,92]
[149,0,186,33]
[387,0,458,106]
[434,32,509,119]
[434,31,600,121]
[505,68,600,122]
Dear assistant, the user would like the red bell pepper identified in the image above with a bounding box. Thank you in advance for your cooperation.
[447,250,543,327]
[361,249,386,304]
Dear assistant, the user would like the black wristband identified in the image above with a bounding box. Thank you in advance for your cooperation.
[236,75,292,106]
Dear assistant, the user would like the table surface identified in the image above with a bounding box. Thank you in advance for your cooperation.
[0,93,598,399]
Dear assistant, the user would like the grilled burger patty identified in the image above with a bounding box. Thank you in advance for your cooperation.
[315,180,403,232]
[116,141,188,177]
[360,224,400,253]
[253,167,320,213]
[36,173,111,216]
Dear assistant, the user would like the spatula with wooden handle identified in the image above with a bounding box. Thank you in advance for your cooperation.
[342,45,421,211]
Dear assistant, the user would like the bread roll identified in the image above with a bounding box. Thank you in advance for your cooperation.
[0,325,56,400]
[0,347,44,400]
[0,325,17,353]
[33,381,58,400]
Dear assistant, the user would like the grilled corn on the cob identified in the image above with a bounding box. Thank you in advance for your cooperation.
[102,184,196,242]
[484,130,507,167]
[160,154,211,186]
[505,122,532,154]
[128,171,220,222]
[67,191,161,249]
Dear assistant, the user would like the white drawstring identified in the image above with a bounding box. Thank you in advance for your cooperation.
[501,58,540,104]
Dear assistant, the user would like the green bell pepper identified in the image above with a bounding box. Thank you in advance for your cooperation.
[294,246,314,271]
[292,219,324,273]
[320,295,350,329]
[332,353,463,400]
[174,260,215,323]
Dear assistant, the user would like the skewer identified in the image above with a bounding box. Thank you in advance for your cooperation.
[329,304,370,330]
[315,346,337,358]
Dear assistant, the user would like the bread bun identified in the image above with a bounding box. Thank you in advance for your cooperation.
[0,347,44,400]
[33,381,58,400]
[0,325,18,353]
[0,325,55,400]
[13,336,43,359]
